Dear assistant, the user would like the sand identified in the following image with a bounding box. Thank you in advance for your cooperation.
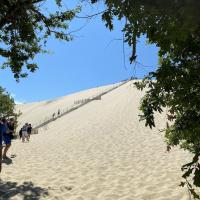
[0,81,194,200]
[15,83,121,129]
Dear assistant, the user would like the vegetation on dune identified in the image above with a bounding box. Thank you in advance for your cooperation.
[0,86,18,119]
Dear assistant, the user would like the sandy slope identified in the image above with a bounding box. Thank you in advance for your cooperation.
[0,81,194,200]
[15,83,121,129]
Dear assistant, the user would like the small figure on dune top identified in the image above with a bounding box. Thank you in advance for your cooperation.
[52,113,55,119]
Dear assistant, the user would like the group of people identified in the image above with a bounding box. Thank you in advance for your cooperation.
[52,109,61,119]
[19,123,32,142]
[0,119,32,173]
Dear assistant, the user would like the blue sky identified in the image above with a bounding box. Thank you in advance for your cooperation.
[0,1,159,103]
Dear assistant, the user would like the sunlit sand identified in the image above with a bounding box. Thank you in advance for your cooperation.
[0,81,192,200]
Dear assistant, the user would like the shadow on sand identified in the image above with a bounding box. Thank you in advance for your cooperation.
[2,157,13,165]
[0,180,49,200]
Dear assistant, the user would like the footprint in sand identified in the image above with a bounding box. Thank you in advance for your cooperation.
[61,186,73,191]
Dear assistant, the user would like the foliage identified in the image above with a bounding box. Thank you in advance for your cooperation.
[0,86,17,119]
[89,0,200,198]
[0,0,80,80]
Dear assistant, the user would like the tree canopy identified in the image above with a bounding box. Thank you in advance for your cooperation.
[0,0,80,80]
[0,86,17,119]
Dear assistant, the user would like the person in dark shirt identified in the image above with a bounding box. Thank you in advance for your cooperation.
[27,124,32,140]
[2,118,12,159]
[7,118,15,139]
[19,128,22,139]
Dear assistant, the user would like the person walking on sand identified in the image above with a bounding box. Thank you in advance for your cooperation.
[57,109,60,116]
[19,128,22,139]
[27,124,32,140]
[52,113,55,119]
[21,123,29,142]
[2,118,12,160]
[7,118,15,140]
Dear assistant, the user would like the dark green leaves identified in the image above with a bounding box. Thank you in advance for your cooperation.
[0,86,17,119]
[0,0,80,80]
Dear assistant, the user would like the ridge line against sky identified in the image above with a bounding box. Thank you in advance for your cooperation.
[14,81,124,104]
[0,1,159,103]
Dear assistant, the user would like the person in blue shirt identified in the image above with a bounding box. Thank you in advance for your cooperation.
[2,118,11,160]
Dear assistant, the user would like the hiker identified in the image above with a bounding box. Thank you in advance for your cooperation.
[21,123,29,142]
[7,118,15,140]
[57,109,60,116]
[52,113,55,118]
[19,128,22,139]
[2,118,12,159]
[27,124,32,140]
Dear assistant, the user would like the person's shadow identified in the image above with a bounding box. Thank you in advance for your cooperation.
[2,157,12,165]
[0,180,49,200]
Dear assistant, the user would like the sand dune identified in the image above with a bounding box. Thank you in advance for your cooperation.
[0,81,194,200]
[15,83,121,129]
